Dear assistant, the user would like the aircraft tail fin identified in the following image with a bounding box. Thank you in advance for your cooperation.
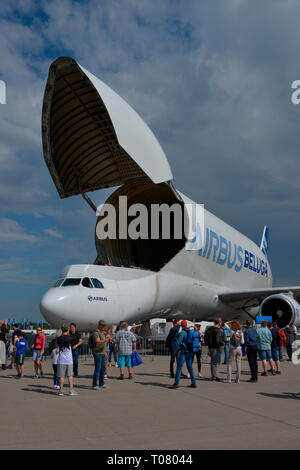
[260,226,269,257]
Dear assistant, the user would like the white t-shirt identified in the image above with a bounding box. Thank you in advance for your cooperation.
[57,336,73,365]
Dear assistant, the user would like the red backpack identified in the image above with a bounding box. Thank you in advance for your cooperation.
[278,330,286,346]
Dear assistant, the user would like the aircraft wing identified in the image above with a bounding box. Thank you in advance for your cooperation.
[219,286,300,309]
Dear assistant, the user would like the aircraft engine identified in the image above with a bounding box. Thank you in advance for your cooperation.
[260,293,300,328]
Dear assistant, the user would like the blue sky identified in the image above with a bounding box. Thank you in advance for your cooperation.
[1,0,300,321]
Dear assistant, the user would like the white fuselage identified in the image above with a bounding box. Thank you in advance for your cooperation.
[40,201,271,330]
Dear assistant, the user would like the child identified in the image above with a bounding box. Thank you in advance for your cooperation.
[15,332,27,378]
[56,326,78,396]
[49,330,62,389]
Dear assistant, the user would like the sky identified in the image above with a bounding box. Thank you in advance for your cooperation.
[0,0,300,321]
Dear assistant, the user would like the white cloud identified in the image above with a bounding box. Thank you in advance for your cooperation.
[43,228,63,239]
[0,218,39,243]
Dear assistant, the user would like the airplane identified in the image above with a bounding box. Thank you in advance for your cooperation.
[40,56,300,331]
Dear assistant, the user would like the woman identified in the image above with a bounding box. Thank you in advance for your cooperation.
[31,327,46,378]
[227,320,244,383]
[0,324,8,370]
[191,324,203,378]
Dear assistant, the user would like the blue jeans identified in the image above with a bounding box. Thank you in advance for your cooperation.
[108,349,117,363]
[72,349,80,375]
[218,344,229,364]
[52,364,59,386]
[93,354,106,387]
[175,351,195,386]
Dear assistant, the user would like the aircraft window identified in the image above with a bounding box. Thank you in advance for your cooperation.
[53,279,64,287]
[92,278,104,289]
[82,277,93,288]
[62,278,81,287]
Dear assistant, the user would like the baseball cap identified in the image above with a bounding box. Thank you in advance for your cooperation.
[181,320,187,327]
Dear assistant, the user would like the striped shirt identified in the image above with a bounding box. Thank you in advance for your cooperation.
[256,327,272,351]
[115,330,136,355]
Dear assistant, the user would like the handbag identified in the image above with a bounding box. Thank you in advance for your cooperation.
[131,351,143,367]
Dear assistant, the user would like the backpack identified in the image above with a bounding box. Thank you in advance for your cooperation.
[223,328,231,344]
[88,332,95,350]
[231,331,242,348]
[278,330,286,346]
[48,338,57,354]
[180,329,200,352]
[204,326,223,348]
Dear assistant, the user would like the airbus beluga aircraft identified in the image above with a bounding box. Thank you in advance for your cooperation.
[40,56,300,330]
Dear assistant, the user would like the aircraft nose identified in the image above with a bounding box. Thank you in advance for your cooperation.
[40,288,70,327]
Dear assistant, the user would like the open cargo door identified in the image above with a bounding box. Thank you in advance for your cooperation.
[42,57,173,198]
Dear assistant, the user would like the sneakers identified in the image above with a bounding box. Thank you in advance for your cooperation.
[93,386,100,390]
[261,372,267,376]
[247,379,258,383]
[58,389,64,396]
[33,375,38,379]
[169,384,179,389]
[187,373,190,378]
[100,384,108,389]
[54,385,60,389]
[128,374,133,380]
[118,375,124,380]
[211,377,221,382]
[198,373,202,378]
[276,371,281,375]
[69,389,78,396]
[188,384,197,388]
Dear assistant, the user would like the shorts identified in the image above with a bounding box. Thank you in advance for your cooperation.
[57,364,73,378]
[258,349,272,361]
[118,354,132,368]
[271,346,280,361]
[33,349,43,361]
[16,354,25,366]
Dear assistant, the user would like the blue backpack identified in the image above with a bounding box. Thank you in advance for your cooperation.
[181,329,200,352]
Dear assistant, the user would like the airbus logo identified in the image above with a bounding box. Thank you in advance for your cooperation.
[195,228,268,277]
[88,296,108,302]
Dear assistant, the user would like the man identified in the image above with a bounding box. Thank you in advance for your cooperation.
[285,324,296,361]
[270,322,281,374]
[204,317,223,381]
[114,322,137,379]
[91,320,113,389]
[169,320,196,389]
[69,323,82,377]
[15,331,27,378]
[244,319,258,382]
[166,319,181,378]
[257,320,276,376]
[218,322,230,365]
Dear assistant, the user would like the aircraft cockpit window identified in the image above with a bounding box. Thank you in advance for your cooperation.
[62,278,81,287]
[91,278,104,289]
[81,277,93,288]
[53,279,64,287]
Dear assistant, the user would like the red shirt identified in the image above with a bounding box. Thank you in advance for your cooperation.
[34,333,46,353]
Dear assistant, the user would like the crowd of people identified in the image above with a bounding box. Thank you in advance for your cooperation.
[166,317,297,388]
[0,317,297,395]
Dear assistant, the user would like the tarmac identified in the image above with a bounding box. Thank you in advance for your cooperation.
[1,355,300,450]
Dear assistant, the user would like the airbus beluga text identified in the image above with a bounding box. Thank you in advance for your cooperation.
[40,57,300,330]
